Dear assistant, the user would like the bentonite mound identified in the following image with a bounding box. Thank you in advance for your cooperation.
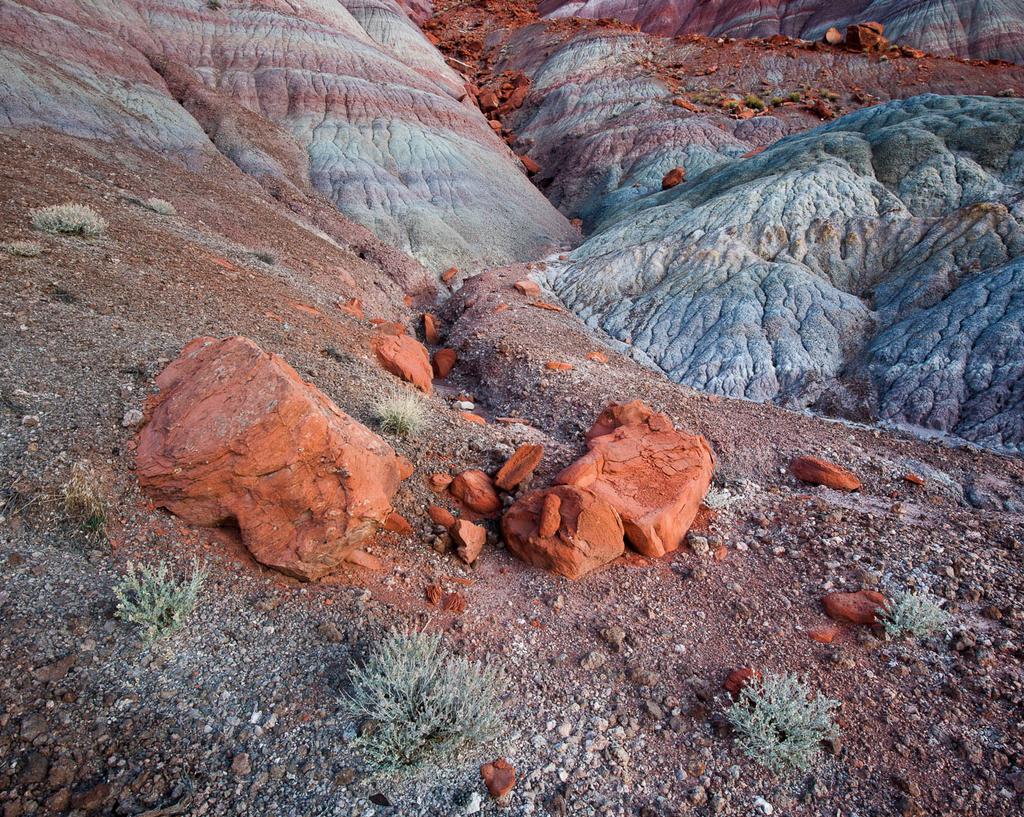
[0,0,574,270]
[539,0,1024,64]
[547,94,1024,452]
[490,22,1024,233]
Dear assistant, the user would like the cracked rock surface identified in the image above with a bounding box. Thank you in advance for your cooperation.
[547,94,1024,452]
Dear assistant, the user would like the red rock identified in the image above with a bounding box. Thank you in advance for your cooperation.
[495,443,544,491]
[545,360,573,371]
[556,401,714,558]
[584,400,656,442]
[514,279,541,296]
[661,166,686,189]
[136,337,411,581]
[423,312,441,344]
[450,470,501,516]
[427,505,456,528]
[846,21,888,52]
[904,472,925,486]
[442,266,458,283]
[520,155,541,174]
[338,297,364,319]
[672,97,699,112]
[371,319,407,335]
[425,583,443,604]
[451,519,486,563]
[477,89,499,112]
[502,485,625,579]
[432,348,457,378]
[587,351,609,363]
[531,301,563,312]
[441,591,467,613]
[488,119,503,132]
[808,625,840,644]
[481,757,516,798]
[538,492,561,537]
[384,511,413,535]
[461,411,486,426]
[723,667,762,699]
[822,590,888,625]
[345,549,384,571]
[824,26,843,45]
[790,456,861,491]
[429,473,453,491]
[372,333,433,393]
[808,98,835,119]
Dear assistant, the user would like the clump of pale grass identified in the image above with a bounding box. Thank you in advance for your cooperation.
[142,197,176,216]
[31,203,106,236]
[62,461,106,535]
[4,240,43,257]
[375,394,426,437]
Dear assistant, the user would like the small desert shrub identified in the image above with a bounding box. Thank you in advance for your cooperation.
[881,591,950,639]
[31,203,106,237]
[344,629,505,775]
[142,197,176,216]
[4,240,43,257]
[376,394,426,437]
[62,461,106,534]
[727,673,838,774]
[253,249,277,265]
[114,559,207,640]
[788,91,802,103]
[744,94,766,111]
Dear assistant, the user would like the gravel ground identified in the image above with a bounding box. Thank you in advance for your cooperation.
[2,125,1023,817]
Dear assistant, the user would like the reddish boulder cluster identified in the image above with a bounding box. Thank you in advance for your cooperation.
[502,485,626,579]
[502,401,715,578]
[556,401,715,558]
[846,22,888,52]
[136,337,412,581]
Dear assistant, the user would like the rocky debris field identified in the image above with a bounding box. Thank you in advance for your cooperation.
[2,2,1024,816]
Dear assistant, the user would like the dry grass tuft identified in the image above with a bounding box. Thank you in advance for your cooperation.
[31,203,106,236]
[62,461,106,535]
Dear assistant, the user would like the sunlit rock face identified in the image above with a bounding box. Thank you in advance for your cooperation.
[539,0,1024,64]
[0,0,573,270]
[547,95,1024,452]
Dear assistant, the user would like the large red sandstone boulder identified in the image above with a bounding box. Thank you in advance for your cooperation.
[371,332,433,393]
[822,590,888,624]
[502,485,624,579]
[790,456,862,491]
[136,337,412,580]
[556,401,715,558]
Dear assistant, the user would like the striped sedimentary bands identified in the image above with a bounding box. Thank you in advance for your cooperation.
[540,0,1024,63]
[0,0,573,270]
